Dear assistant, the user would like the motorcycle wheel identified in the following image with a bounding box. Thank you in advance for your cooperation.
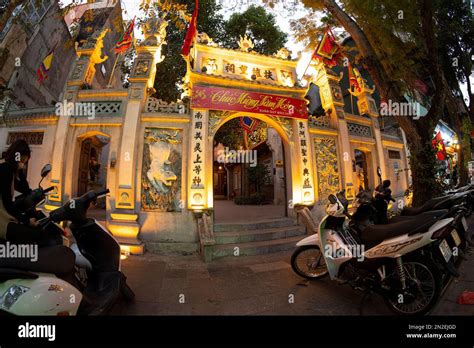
[291,245,328,279]
[384,259,441,316]
[464,203,473,217]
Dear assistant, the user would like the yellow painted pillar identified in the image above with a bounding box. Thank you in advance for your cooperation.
[106,18,168,254]
[312,64,356,199]
[47,29,110,208]
[291,119,315,205]
[188,109,209,211]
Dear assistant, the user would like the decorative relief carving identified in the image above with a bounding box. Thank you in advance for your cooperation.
[274,47,291,60]
[208,110,232,135]
[314,138,340,202]
[142,128,183,211]
[140,14,168,47]
[134,60,150,77]
[7,132,44,145]
[197,32,218,47]
[238,35,254,52]
[130,87,143,100]
[71,64,85,80]
[274,116,293,139]
[145,97,187,114]
[308,114,331,128]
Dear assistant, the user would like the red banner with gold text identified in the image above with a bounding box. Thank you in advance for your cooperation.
[191,85,308,119]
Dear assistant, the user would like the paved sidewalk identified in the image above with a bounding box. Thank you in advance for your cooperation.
[110,218,474,316]
[111,250,391,315]
[432,235,474,315]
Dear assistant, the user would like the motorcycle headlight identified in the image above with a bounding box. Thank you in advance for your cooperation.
[0,285,30,310]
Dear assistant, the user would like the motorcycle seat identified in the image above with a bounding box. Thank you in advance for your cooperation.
[401,196,449,216]
[388,210,447,224]
[360,211,443,247]
[0,268,39,282]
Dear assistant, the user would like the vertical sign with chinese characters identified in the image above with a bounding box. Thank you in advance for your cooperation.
[189,110,208,209]
[297,120,314,204]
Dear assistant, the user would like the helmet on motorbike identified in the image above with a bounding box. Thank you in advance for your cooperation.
[326,194,346,217]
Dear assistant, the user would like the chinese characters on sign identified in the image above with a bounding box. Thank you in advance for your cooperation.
[222,60,278,83]
[299,121,312,190]
[191,111,205,190]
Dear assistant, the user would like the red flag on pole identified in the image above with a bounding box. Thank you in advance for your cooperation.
[312,28,342,67]
[432,132,447,161]
[347,63,361,92]
[115,17,135,54]
[181,0,199,56]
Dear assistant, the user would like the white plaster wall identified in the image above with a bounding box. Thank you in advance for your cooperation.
[384,148,409,198]
[0,123,57,189]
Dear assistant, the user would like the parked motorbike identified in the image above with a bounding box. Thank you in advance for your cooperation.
[370,170,472,256]
[0,164,135,315]
[291,193,459,315]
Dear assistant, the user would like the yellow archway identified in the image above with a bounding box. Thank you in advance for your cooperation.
[77,130,111,140]
[211,112,291,145]
[207,111,295,212]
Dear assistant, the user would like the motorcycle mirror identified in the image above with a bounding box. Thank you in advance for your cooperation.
[41,164,52,178]
[377,166,382,178]
[39,164,52,187]
[328,194,338,204]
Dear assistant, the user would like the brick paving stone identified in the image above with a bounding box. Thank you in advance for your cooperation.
[112,217,474,315]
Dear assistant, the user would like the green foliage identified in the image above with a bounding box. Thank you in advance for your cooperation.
[152,3,287,102]
[152,0,225,102]
[435,0,473,94]
[234,193,267,205]
[340,0,432,100]
[247,162,271,193]
[223,5,288,55]
[214,118,245,150]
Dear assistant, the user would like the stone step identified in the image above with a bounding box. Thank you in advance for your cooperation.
[210,236,302,260]
[213,218,297,232]
[214,225,306,244]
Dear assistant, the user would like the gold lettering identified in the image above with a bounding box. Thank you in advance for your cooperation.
[209,89,295,114]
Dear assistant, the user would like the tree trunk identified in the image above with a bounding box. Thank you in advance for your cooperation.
[409,137,442,206]
[465,69,474,121]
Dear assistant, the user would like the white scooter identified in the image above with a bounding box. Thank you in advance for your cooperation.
[0,165,134,316]
[291,193,458,315]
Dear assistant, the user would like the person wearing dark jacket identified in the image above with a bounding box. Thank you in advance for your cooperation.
[0,140,76,285]
[374,179,395,224]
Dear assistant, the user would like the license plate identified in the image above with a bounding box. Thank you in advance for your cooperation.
[439,239,452,262]
[451,229,462,247]
[462,217,468,232]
